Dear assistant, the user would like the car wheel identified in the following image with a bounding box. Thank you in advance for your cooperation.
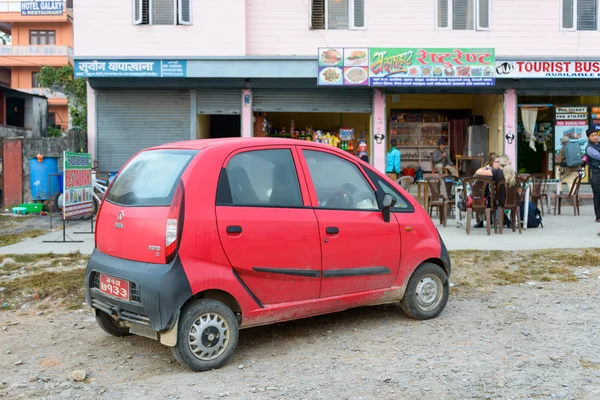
[95,310,131,337]
[400,263,449,320]
[171,299,239,372]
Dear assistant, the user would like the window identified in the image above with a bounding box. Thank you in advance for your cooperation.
[217,149,303,208]
[437,0,490,30]
[303,150,378,210]
[32,72,41,88]
[562,0,598,30]
[48,112,56,127]
[29,30,56,45]
[133,0,192,25]
[105,149,198,206]
[361,167,412,211]
[311,0,366,30]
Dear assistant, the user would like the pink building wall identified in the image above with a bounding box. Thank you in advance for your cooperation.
[75,0,598,59]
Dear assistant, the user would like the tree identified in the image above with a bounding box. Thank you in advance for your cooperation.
[0,32,11,45]
[38,65,87,131]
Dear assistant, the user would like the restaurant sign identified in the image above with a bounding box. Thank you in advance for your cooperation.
[318,48,495,87]
[74,60,187,78]
[496,61,600,78]
[63,152,93,219]
[21,0,63,15]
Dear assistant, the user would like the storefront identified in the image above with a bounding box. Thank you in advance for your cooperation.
[251,88,374,161]
[497,60,600,182]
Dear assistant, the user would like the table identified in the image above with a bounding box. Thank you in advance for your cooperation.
[416,180,429,212]
[456,156,484,176]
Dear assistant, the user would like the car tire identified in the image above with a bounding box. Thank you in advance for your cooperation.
[171,299,239,372]
[400,263,449,320]
[95,310,131,337]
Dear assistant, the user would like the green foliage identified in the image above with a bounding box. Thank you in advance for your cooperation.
[47,126,63,137]
[38,65,87,131]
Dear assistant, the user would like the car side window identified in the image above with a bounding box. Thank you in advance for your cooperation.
[303,150,378,210]
[217,149,303,208]
[361,167,413,211]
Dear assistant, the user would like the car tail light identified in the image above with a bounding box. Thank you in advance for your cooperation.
[165,181,185,263]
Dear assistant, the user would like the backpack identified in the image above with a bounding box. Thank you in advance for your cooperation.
[564,142,583,167]
[520,200,543,228]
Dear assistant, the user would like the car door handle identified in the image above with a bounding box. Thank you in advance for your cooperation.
[326,227,339,235]
[226,225,242,234]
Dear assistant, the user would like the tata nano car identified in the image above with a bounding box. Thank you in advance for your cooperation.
[85,138,451,371]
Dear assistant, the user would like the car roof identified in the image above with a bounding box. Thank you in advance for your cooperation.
[148,137,347,152]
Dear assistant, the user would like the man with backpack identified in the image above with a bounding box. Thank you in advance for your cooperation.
[585,128,600,223]
[558,136,583,193]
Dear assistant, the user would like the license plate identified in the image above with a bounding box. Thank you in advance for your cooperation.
[99,274,130,301]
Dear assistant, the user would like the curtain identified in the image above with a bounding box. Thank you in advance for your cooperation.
[449,118,468,159]
[520,107,538,152]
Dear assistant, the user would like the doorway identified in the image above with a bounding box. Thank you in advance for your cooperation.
[196,115,241,139]
[6,97,25,127]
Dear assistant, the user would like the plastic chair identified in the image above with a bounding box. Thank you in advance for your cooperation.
[462,177,496,236]
[495,179,522,234]
[396,176,414,192]
[554,174,582,216]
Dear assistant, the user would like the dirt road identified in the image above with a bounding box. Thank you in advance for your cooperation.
[1,266,600,400]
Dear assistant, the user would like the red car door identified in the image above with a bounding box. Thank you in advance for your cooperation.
[297,148,402,298]
[215,147,322,305]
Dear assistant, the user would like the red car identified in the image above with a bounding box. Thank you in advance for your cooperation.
[85,138,451,371]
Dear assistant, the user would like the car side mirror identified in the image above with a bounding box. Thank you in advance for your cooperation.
[382,193,396,223]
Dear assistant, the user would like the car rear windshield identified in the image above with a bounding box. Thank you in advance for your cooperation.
[105,149,198,207]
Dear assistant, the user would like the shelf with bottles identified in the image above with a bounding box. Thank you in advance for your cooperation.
[389,110,449,123]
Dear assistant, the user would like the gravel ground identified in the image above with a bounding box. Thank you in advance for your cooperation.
[1,267,600,400]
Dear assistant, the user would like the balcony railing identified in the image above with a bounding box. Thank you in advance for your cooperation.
[0,45,72,56]
[0,0,71,13]
[16,88,67,99]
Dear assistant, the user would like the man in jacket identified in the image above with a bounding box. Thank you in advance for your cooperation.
[386,139,401,181]
[586,128,600,222]
[558,136,582,193]
[432,139,458,177]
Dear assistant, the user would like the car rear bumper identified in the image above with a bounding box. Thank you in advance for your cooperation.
[85,249,192,332]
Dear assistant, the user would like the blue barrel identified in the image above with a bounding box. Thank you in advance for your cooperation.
[29,157,60,200]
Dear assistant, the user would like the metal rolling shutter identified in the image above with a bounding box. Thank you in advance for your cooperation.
[96,90,190,171]
[252,89,373,113]
[196,89,241,115]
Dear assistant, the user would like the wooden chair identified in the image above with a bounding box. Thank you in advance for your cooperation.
[462,177,495,236]
[495,179,522,234]
[396,176,414,192]
[530,173,548,215]
[554,174,582,216]
[424,175,450,227]
[443,176,458,218]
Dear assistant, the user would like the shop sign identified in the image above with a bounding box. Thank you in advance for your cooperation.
[496,61,600,78]
[317,48,495,87]
[63,152,93,219]
[21,0,63,16]
[74,60,187,78]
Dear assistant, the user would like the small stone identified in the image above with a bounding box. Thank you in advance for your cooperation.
[217,393,229,398]
[250,388,257,393]
[126,355,133,359]
[14,360,23,366]
[12,383,27,389]
[266,386,278,391]
[29,376,39,383]
[36,311,44,316]
[6,350,11,354]
[72,370,87,382]
[41,377,51,383]
[258,388,266,392]
[237,364,244,370]
[1,258,15,266]
[0,287,5,292]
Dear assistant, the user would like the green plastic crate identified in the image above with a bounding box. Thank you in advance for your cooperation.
[17,203,43,214]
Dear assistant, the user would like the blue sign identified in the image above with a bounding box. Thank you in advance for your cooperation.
[21,0,63,16]
[368,77,495,87]
[74,60,187,78]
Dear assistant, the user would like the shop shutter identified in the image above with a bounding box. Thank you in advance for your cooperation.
[353,0,366,28]
[453,0,474,30]
[562,0,575,29]
[437,0,449,28]
[196,89,241,115]
[178,0,192,25]
[476,0,490,30]
[327,0,349,29]
[577,0,597,30]
[252,89,373,113]
[152,0,175,25]
[311,0,325,29]
[96,90,191,171]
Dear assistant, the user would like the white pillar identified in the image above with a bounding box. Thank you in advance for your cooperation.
[504,89,517,170]
[241,89,253,138]
[372,89,386,173]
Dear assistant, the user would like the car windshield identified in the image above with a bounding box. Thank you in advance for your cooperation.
[105,149,198,207]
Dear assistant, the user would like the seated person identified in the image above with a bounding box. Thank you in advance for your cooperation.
[432,139,458,177]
